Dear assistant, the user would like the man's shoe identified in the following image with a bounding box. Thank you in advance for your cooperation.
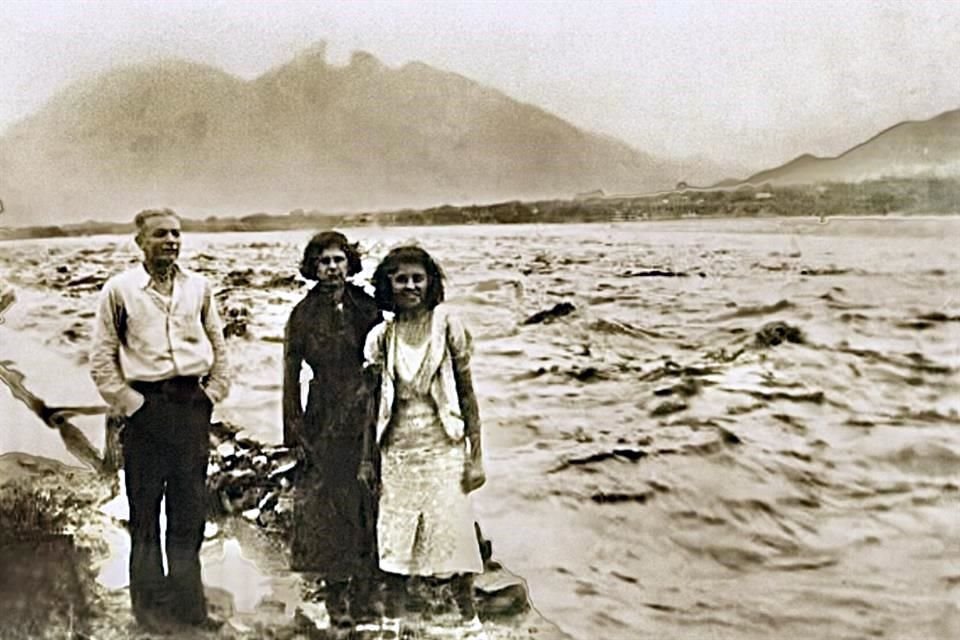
[378,617,402,639]
[354,620,382,634]
[462,615,489,640]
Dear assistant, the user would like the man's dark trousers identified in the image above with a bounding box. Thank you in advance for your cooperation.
[123,376,212,625]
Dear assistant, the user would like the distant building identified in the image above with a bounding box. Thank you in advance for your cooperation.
[755,192,774,200]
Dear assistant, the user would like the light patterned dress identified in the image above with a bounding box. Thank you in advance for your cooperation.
[376,318,483,577]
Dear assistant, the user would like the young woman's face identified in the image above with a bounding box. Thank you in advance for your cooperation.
[389,262,429,311]
[315,246,349,284]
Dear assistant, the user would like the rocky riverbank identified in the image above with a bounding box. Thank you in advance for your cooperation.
[0,419,568,640]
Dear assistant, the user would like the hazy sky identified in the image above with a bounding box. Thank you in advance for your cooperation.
[2,0,958,170]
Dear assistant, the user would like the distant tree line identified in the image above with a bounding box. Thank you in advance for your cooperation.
[2,176,959,241]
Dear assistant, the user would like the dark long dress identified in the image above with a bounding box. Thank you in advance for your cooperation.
[283,283,381,578]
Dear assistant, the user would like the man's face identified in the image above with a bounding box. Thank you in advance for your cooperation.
[137,215,181,265]
[315,246,349,286]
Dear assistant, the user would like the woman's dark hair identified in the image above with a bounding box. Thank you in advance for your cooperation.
[299,231,363,280]
[372,245,446,311]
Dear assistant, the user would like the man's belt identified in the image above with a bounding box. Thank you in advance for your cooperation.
[130,375,203,396]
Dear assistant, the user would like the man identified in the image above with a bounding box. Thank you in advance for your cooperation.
[90,208,229,632]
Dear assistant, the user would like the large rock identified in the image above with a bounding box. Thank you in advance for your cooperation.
[0,456,104,639]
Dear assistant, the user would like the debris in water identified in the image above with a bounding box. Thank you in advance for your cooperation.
[755,321,805,347]
[622,269,688,278]
[650,400,689,417]
[222,302,252,338]
[522,302,576,325]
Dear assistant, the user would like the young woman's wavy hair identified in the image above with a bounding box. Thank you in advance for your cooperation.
[298,231,363,280]
[372,245,446,311]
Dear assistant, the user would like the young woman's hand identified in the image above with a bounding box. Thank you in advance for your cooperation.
[461,458,486,493]
[357,460,378,494]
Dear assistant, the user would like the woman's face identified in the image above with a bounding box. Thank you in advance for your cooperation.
[389,261,429,311]
[315,246,349,284]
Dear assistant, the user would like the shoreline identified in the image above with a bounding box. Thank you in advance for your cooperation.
[4,211,958,246]
[3,176,958,241]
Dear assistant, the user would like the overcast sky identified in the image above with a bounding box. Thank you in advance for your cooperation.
[2,0,957,170]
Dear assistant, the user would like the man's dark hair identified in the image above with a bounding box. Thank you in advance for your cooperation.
[372,245,446,311]
[299,231,363,280]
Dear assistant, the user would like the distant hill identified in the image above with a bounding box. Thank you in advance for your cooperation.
[734,108,960,186]
[0,43,680,226]
[667,154,758,191]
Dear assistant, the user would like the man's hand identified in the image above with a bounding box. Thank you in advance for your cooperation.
[106,404,127,419]
[200,384,214,403]
[109,388,145,418]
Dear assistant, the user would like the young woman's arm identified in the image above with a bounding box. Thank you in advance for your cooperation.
[358,322,387,491]
[281,312,304,448]
[448,314,486,492]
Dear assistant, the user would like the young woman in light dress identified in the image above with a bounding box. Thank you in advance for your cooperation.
[360,246,488,638]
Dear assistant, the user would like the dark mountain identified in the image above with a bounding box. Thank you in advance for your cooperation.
[733,108,960,186]
[0,44,677,226]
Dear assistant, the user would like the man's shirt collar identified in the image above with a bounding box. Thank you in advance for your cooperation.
[134,262,184,290]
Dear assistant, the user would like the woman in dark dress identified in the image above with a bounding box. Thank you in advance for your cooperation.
[283,231,382,630]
